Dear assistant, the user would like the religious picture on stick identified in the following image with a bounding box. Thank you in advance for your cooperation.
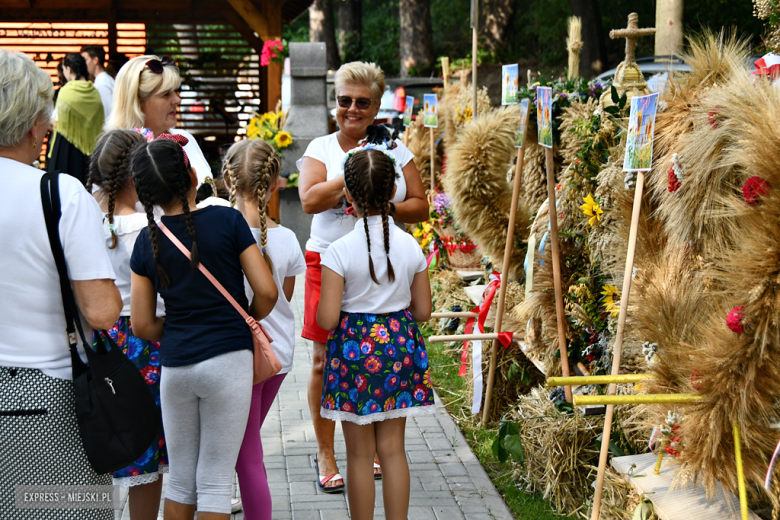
[536,87,553,148]
[502,64,519,105]
[423,93,438,128]
[403,95,415,127]
[515,98,530,148]
[623,92,659,172]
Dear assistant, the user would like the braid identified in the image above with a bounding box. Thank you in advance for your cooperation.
[139,187,169,288]
[345,157,379,284]
[105,174,118,249]
[362,198,378,284]
[225,164,238,207]
[255,159,273,270]
[381,159,395,282]
[177,175,199,272]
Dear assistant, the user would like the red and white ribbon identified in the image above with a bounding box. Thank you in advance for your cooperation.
[458,272,514,415]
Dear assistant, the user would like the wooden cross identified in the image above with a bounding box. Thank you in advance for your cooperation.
[609,13,655,63]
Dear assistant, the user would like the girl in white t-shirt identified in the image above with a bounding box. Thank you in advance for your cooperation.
[87,129,168,519]
[223,139,306,520]
[317,145,434,520]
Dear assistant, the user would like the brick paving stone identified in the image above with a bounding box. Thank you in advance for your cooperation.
[117,275,512,519]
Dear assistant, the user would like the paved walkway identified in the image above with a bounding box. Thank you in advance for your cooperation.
[118,275,513,519]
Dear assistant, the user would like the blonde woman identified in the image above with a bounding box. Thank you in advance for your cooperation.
[298,61,428,492]
[106,55,211,185]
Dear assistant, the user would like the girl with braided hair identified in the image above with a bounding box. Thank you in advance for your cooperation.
[317,147,434,520]
[222,139,305,519]
[128,136,278,520]
[88,129,168,520]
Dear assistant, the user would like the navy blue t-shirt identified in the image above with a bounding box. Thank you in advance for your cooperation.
[130,205,257,367]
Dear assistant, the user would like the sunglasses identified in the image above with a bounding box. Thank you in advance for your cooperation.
[144,56,174,74]
[337,96,374,110]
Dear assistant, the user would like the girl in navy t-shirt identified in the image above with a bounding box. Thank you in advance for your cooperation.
[129,136,277,518]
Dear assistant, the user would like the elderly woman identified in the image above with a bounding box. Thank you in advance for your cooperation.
[47,52,104,185]
[0,51,122,518]
[106,55,211,185]
[298,61,428,492]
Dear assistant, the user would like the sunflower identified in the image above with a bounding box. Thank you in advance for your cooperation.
[262,111,277,127]
[246,117,262,139]
[580,193,604,227]
[260,128,274,141]
[600,285,620,317]
[274,131,293,149]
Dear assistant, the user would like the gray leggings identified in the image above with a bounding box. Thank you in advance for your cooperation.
[160,349,253,514]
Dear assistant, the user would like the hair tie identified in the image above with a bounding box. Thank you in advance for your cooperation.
[261,247,267,255]
[109,222,115,235]
[155,132,191,168]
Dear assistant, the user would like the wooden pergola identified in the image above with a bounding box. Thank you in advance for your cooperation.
[0,0,313,111]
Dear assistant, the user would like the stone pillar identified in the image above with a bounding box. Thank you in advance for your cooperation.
[280,42,330,252]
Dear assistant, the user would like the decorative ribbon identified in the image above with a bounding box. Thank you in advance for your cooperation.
[524,231,536,298]
[456,272,514,415]
[426,247,439,270]
[155,132,191,168]
[752,53,780,80]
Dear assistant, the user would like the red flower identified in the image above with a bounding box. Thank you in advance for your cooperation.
[742,177,770,206]
[140,366,160,385]
[261,40,284,66]
[727,305,745,334]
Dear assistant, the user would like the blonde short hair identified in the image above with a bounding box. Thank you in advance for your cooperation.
[0,50,53,148]
[106,55,182,131]
[334,61,385,103]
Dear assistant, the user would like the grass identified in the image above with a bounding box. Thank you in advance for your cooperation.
[426,334,566,520]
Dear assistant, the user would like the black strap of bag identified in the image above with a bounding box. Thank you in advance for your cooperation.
[40,171,90,379]
[39,172,161,474]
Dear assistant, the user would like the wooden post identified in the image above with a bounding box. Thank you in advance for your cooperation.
[107,7,117,69]
[430,126,435,194]
[544,147,573,403]
[590,171,645,520]
[566,16,582,80]
[481,113,529,425]
[471,0,478,118]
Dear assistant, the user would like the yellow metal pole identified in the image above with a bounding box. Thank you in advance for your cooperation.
[546,374,651,386]
[573,394,701,406]
[734,422,749,520]
[654,448,665,475]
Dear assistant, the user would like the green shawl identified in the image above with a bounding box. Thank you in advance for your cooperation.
[49,80,104,157]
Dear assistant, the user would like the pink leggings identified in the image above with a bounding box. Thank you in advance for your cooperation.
[235,373,287,520]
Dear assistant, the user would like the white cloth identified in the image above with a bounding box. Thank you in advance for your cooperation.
[196,196,231,208]
[94,71,114,120]
[0,159,116,379]
[170,128,211,187]
[302,134,414,253]
[244,226,305,374]
[101,212,165,317]
[321,215,426,314]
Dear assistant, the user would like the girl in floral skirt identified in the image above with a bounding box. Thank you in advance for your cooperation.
[87,129,167,520]
[317,145,434,520]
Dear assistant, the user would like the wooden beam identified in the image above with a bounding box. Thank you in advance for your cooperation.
[222,6,264,55]
[107,5,117,62]
[227,0,272,39]
[260,0,283,110]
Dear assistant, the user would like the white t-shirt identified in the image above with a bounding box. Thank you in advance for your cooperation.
[100,212,165,317]
[94,71,115,120]
[244,226,306,374]
[302,134,414,253]
[321,215,427,314]
[171,128,212,187]
[0,159,116,379]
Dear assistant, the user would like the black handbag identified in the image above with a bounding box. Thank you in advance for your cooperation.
[40,171,162,475]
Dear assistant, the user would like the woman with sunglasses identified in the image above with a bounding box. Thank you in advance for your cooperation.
[298,61,428,493]
[106,55,212,186]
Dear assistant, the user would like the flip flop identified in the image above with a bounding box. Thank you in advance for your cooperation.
[373,462,383,480]
[314,455,345,494]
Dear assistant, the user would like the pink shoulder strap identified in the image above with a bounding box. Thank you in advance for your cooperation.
[157,221,250,322]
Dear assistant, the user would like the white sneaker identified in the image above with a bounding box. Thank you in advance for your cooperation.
[231,498,243,513]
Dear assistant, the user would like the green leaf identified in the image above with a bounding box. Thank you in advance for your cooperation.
[604,106,619,116]
[632,497,654,520]
[491,433,502,460]
[554,400,574,414]
[596,434,627,457]
[520,365,533,386]
[507,362,519,381]
[619,92,628,110]
[611,85,620,104]
[504,434,525,465]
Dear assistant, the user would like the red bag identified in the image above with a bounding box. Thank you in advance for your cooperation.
[158,222,281,384]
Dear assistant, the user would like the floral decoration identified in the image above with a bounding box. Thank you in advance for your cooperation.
[261,39,288,66]
[580,193,604,227]
[742,176,770,206]
[600,285,620,317]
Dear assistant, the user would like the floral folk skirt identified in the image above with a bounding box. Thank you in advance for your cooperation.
[93,317,168,486]
[320,309,435,425]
